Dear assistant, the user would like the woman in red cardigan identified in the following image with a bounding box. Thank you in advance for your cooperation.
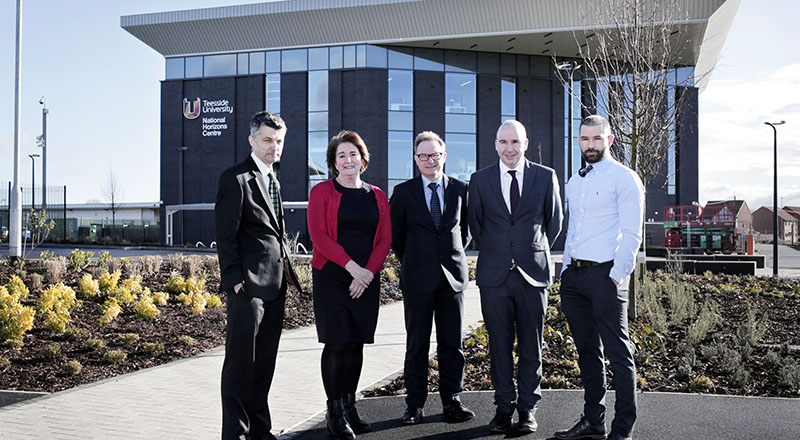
[307,130,391,439]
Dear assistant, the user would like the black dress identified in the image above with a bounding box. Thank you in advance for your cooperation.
[313,179,381,344]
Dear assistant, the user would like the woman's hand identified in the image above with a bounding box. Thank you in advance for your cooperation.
[345,260,374,286]
[348,278,368,299]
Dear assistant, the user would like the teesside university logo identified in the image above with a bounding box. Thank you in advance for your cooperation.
[183,97,202,119]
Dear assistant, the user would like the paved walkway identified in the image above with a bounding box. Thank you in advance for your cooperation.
[0,285,485,439]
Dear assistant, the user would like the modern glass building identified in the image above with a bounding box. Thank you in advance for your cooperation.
[121,0,740,247]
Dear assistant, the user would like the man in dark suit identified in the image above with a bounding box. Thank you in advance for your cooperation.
[390,131,474,425]
[468,120,563,434]
[215,111,300,440]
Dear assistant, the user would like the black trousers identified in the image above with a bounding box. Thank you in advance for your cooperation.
[403,273,465,409]
[479,269,546,413]
[560,263,637,436]
[221,288,285,440]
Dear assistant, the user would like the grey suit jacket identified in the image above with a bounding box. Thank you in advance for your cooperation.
[468,159,563,288]
[215,156,300,300]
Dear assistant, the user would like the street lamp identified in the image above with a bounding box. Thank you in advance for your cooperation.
[765,120,785,277]
[36,96,48,211]
[28,154,40,210]
[556,61,582,179]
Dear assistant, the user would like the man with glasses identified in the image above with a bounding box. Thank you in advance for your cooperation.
[468,120,562,434]
[554,115,644,440]
[390,131,474,425]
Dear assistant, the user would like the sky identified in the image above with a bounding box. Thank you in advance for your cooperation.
[1,0,799,212]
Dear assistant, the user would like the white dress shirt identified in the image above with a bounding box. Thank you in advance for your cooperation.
[421,174,445,214]
[562,156,645,283]
[499,160,525,214]
[251,152,278,188]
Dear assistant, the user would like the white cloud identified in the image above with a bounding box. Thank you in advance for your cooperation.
[699,62,800,208]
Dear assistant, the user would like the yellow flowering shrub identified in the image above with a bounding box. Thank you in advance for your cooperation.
[0,286,35,344]
[151,291,169,306]
[98,270,122,293]
[97,298,122,325]
[6,275,29,300]
[36,283,79,333]
[77,274,101,298]
[134,289,160,320]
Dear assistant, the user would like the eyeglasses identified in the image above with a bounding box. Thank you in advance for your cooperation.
[416,152,443,161]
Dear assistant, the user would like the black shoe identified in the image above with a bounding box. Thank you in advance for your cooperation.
[488,409,513,434]
[442,401,475,423]
[402,407,424,425]
[554,416,606,440]
[326,399,356,439]
[343,393,371,433]
[516,410,538,434]
[607,432,632,440]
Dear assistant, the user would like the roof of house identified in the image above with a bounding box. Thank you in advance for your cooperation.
[754,206,799,223]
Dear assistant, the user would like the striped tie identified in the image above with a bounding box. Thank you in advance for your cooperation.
[268,171,280,220]
[429,182,441,229]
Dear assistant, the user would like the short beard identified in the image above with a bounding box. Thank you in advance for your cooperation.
[582,147,607,164]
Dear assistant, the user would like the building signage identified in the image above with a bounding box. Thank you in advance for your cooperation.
[183,97,234,137]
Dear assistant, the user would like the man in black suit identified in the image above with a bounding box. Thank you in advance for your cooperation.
[215,111,300,440]
[390,131,474,425]
[468,120,563,434]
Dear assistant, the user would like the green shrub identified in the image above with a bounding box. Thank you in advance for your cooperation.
[687,300,721,345]
[0,286,35,345]
[67,249,94,271]
[0,356,9,370]
[36,283,79,333]
[152,291,169,306]
[117,333,140,345]
[178,335,195,346]
[86,338,106,351]
[43,257,67,284]
[689,375,714,392]
[142,342,165,357]
[97,251,112,268]
[764,351,781,367]
[39,249,56,261]
[38,343,62,361]
[62,360,83,376]
[64,327,89,340]
[779,358,800,391]
[103,349,127,363]
[29,273,43,291]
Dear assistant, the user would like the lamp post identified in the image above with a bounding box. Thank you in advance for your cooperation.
[9,0,23,260]
[765,120,785,277]
[28,154,40,210]
[556,60,582,178]
[36,96,48,211]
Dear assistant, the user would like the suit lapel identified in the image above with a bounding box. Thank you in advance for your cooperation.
[515,159,537,217]
[411,175,437,230]
[488,164,511,220]
[247,157,280,229]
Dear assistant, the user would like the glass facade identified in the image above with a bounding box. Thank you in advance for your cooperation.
[445,73,476,181]
[501,77,516,122]
[265,74,280,114]
[388,66,414,195]
[563,80,582,182]
[308,69,329,192]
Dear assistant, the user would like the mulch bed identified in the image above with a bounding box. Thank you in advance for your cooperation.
[365,272,800,399]
[0,255,403,393]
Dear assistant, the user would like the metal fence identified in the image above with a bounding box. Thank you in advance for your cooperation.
[1,183,68,242]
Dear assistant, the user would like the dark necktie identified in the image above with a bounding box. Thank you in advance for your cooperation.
[428,182,441,228]
[508,170,520,215]
[268,171,281,221]
[579,164,593,177]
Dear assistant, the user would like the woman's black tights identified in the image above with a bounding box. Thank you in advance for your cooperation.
[321,342,364,400]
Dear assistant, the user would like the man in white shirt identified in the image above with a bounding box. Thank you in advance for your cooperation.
[468,120,563,434]
[554,115,644,440]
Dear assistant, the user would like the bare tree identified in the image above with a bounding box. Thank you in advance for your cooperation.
[555,0,700,188]
[102,169,124,234]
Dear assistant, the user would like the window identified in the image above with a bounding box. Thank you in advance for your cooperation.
[204,54,236,77]
[563,79,582,182]
[366,45,387,68]
[249,52,265,74]
[266,51,281,73]
[501,77,516,122]
[185,56,203,78]
[237,53,248,75]
[165,58,184,79]
[265,74,280,114]
[414,48,444,71]
[308,70,329,192]
[445,73,476,181]
[329,46,343,69]
[388,69,414,195]
[282,49,307,72]
[308,47,328,71]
